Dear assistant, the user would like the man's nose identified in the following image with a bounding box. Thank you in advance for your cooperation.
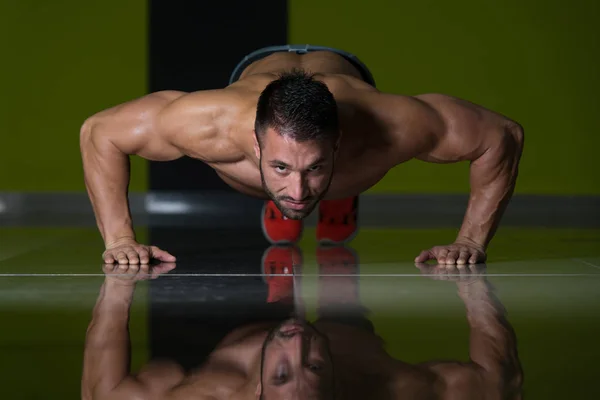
[283,332,310,365]
[289,174,308,200]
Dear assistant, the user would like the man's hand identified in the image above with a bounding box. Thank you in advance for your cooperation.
[103,238,176,265]
[415,262,486,282]
[415,238,486,265]
[102,262,176,284]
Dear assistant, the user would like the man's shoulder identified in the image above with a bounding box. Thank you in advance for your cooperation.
[167,363,249,400]
[164,86,257,113]
[153,88,254,163]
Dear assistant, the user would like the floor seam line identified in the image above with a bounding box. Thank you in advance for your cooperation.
[572,258,600,270]
[0,273,599,277]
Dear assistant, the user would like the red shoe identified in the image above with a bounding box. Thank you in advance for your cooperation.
[262,245,302,304]
[316,196,359,245]
[262,200,303,244]
[317,246,360,305]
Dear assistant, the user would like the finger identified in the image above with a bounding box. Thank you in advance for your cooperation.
[150,246,176,262]
[125,251,139,264]
[137,249,151,264]
[415,262,431,271]
[128,264,140,274]
[415,262,436,276]
[448,265,462,279]
[469,263,485,275]
[457,263,470,280]
[436,249,449,264]
[445,250,459,264]
[151,263,176,279]
[155,263,176,273]
[116,252,129,266]
[415,249,433,263]
[456,250,469,265]
[469,251,485,264]
[102,264,116,275]
[138,264,150,274]
[437,265,451,280]
[103,253,115,264]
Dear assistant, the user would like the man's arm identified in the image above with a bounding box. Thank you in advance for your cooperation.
[82,276,137,400]
[417,94,524,259]
[418,266,523,399]
[80,89,235,264]
[366,92,524,264]
[82,264,182,400]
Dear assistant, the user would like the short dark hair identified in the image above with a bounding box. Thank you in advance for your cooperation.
[255,69,339,146]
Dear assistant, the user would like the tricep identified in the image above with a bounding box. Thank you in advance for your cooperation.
[82,91,187,161]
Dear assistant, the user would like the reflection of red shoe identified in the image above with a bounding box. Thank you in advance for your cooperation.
[261,200,303,244]
[317,246,360,305]
[262,245,302,304]
[316,196,359,245]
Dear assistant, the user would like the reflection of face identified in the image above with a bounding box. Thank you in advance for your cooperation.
[259,318,334,399]
[256,128,337,220]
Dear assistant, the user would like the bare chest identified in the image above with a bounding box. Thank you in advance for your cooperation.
[327,146,393,198]
[207,146,392,200]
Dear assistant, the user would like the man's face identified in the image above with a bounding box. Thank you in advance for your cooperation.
[259,318,334,399]
[255,128,337,220]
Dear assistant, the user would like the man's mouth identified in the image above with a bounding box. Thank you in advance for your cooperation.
[278,320,307,337]
[282,200,310,210]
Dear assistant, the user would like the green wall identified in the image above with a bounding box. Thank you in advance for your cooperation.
[0,1,148,192]
[289,0,600,195]
[2,1,598,195]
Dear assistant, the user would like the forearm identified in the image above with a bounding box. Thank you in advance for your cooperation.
[457,127,523,248]
[80,122,136,246]
[82,281,135,398]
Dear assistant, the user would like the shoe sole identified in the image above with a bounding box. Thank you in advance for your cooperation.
[261,244,303,283]
[261,202,303,245]
[316,244,360,272]
[317,201,360,246]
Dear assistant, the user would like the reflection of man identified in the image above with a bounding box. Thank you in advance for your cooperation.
[82,257,523,399]
[83,264,335,400]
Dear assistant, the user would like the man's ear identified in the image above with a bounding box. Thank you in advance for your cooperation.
[255,382,262,398]
[334,130,342,157]
[254,130,261,160]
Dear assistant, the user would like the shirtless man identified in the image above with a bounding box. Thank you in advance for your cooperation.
[80,45,524,266]
[82,262,523,400]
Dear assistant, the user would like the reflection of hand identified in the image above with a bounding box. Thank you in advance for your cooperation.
[102,263,176,286]
[416,263,492,301]
[415,239,486,265]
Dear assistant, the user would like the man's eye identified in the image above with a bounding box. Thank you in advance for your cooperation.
[308,165,321,172]
[275,365,289,383]
[307,363,323,372]
[275,166,287,173]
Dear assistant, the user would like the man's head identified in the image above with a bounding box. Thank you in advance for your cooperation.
[254,69,340,220]
[257,318,335,400]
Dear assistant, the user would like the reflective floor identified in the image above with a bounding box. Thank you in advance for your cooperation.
[1,226,599,398]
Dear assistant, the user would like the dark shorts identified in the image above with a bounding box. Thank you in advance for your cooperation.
[229,44,376,87]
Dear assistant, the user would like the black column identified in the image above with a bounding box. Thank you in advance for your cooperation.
[148,0,287,191]
[147,0,288,367]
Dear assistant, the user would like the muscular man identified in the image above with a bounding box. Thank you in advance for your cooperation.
[82,261,523,399]
[80,45,524,265]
